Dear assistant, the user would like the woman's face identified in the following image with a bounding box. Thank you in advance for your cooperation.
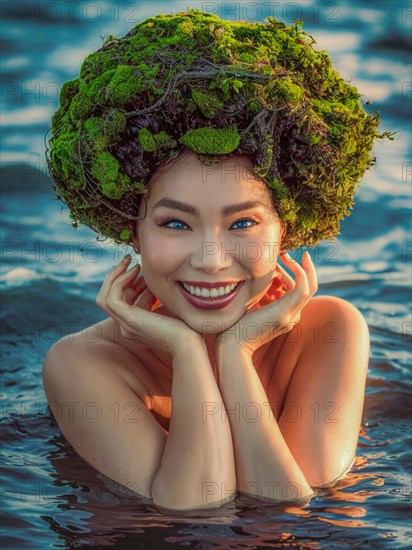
[133,151,284,334]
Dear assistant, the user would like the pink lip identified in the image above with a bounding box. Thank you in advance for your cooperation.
[178,280,243,289]
[176,281,245,310]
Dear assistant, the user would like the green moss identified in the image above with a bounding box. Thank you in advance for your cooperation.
[309,133,321,144]
[84,117,106,141]
[248,99,262,114]
[265,176,290,200]
[91,151,119,190]
[80,51,118,82]
[120,228,132,241]
[299,207,319,230]
[69,92,93,124]
[138,128,177,153]
[107,111,127,136]
[87,69,116,101]
[133,180,148,193]
[179,127,240,154]
[100,181,123,199]
[278,197,298,223]
[178,19,195,37]
[267,78,303,104]
[191,89,224,118]
[155,131,177,150]
[106,65,148,105]
[52,130,83,183]
[84,112,126,149]
[48,8,389,249]
[59,79,80,110]
[138,128,157,152]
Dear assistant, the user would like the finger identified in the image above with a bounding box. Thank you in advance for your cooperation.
[106,255,132,278]
[97,257,140,314]
[279,251,306,283]
[275,263,295,291]
[108,264,143,304]
[279,252,311,303]
[99,255,134,301]
[302,251,318,295]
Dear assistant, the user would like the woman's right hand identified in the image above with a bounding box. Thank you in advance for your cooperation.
[96,255,202,357]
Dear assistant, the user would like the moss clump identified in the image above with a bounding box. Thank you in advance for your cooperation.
[179,127,240,154]
[91,151,120,194]
[59,79,80,111]
[84,112,127,150]
[106,65,146,105]
[120,228,132,241]
[84,117,107,146]
[86,69,116,102]
[267,78,303,104]
[100,175,131,199]
[47,8,393,250]
[138,128,156,152]
[69,92,93,124]
[138,128,176,153]
[155,131,178,150]
[191,89,224,118]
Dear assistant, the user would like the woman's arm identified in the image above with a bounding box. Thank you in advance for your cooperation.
[216,345,314,503]
[211,252,319,502]
[43,333,236,513]
[108,259,237,511]
[151,337,237,511]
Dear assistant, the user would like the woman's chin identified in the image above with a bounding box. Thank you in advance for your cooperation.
[150,293,262,335]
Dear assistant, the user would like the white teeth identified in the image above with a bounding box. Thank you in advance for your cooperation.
[181,281,240,298]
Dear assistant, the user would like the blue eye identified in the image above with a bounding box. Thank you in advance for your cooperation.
[231,218,259,230]
[158,216,259,230]
[158,218,189,230]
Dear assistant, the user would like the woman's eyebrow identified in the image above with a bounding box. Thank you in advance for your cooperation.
[151,198,269,216]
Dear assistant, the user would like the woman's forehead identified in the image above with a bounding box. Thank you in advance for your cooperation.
[149,150,261,187]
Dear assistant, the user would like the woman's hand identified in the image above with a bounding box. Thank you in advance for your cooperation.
[96,255,202,357]
[216,251,318,357]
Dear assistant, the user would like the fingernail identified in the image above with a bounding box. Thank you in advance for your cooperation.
[123,254,131,262]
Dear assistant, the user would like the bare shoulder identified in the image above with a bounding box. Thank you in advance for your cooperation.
[42,319,171,499]
[44,317,172,411]
[299,295,369,338]
[264,295,369,416]
[273,294,369,359]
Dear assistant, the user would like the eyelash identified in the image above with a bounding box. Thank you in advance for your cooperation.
[157,216,260,231]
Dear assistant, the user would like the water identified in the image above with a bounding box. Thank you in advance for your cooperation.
[1,1,411,548]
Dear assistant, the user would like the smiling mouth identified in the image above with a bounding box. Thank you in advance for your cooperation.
[178,280,244,298]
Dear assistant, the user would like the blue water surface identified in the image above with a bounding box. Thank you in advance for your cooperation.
[1,1,411,548]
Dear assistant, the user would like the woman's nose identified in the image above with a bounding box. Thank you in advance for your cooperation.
[189,238,237,272]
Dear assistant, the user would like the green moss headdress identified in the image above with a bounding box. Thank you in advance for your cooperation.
[47,8,391,250]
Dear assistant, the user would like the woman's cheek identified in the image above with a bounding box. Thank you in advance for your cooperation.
[242,237,279,274]
[142,233,184,272]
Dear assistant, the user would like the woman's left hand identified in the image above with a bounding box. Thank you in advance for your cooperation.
[215,251,318,357]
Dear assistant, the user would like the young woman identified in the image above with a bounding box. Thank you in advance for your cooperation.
[43,9,384,512]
